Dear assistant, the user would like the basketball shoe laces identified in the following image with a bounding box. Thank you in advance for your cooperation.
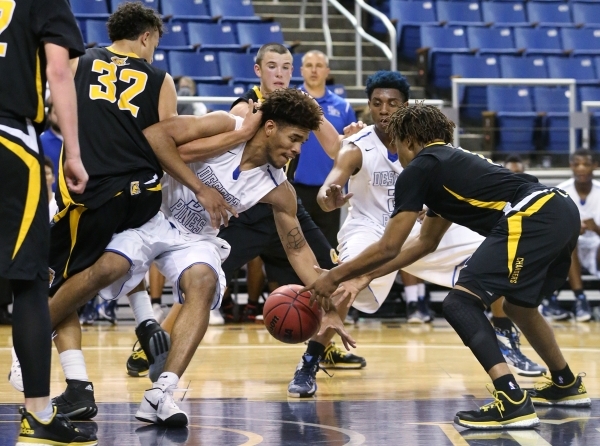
[295,358,332,384]
[131,341,147,361]
[534,372,586,392]
[323,343,349,366]
[480,384,506,418]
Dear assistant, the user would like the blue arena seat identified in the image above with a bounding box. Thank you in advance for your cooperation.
[188,23,243,52]
[526,2,574,27]
[420,26,470,89]
[452,54,500,121]
[436,1,485,27]
[499,55,549,78]
[572,2,600,28]
[561,28,600,56]
[159,22,192,51]
[70,0,110,19]
[390,1,439,60]
[546,56,598,85]
[85,20,111,47]
[218,52,258,84]
[236,22,286,51]
[480,2,529,27]
[487,86,541,152]
[533,87,571,152]
[196,83,247,111]
[513,27,564,55]
[111,0,159,13]
[209,0,261,22]
[168,51,222,82]
[152,49,169,72]
[580,85,600,150]
[161,0,211,21]
[467,27,518,55]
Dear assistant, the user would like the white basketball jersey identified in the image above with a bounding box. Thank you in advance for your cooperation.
[342,125,402,228]
[162,116,287,237]
[557,178,600,246]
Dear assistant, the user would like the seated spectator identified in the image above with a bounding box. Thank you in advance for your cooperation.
[176,76,207,116]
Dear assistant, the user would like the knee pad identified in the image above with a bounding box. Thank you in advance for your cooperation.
[443,289,504,371]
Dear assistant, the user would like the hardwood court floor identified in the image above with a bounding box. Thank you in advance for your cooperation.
[1,318,599,445]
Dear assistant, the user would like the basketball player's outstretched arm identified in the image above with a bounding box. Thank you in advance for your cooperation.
[317,143,362,212]
[302,210,420,307]
[332,215,452,308]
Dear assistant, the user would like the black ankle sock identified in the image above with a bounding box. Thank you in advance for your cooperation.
[305,340,326,361]
[550,364,575,386]
[493,374,523,401]
[151,297,161,306]
[573,290,586,300]
[492,316,514,332]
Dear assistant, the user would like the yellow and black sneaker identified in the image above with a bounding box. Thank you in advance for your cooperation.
[16,406,97,445]
[127,341,150,378]
[527,373,591,407]
[454,387,540,430]
[319,342,366,370]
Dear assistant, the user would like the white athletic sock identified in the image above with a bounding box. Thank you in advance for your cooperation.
[34,401,54,422]
[59,350,89,382]
[128,291,155,326]
[417,283,426,300]
[155,371,179,388]
[404,284,418,303]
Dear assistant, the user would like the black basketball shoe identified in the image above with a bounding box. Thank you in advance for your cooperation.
[527,373,591,407]
[127,341,149,378]
[135,319,171,382]
[52,380,98,420]
[16,406,97,445]
[319,342,366,370]
[454,387,539,430]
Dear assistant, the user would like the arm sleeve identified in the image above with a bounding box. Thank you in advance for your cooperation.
[390,156,438,218]
[33,0,85,58]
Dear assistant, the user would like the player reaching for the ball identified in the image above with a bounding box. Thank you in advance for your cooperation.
[96,89,355,427]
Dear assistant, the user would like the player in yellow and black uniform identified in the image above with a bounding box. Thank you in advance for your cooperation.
[0,0,97,444]
[304,104,591,430]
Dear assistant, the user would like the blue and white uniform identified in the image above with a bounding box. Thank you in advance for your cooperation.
[339,125,484,313]
[99,116,286,306]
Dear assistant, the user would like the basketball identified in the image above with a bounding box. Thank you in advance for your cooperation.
[263,284,323,344]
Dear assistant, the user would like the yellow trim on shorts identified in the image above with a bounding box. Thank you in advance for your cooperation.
[0,135,41,260]
[146,183,162,192]
[34,50,44,124]
[63,205,87,279]
[506,192,555,276]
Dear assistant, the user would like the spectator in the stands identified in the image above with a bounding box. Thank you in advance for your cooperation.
[39,96,62,191]
[176,76,206,116]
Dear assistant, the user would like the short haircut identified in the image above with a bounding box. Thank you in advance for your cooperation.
[302,50,329,67]
[255,43,291,67]
[260,88,322,131]
[387,104,455,145]
[365,71,411,102]
[570,149,595,163]
[44,156,54,171]
[505,155,523,164]
[107,1,164,42]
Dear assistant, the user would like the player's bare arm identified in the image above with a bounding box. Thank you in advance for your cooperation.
[157,73,178,120]
[178,102,262,163]
[302,210,419,306]
[317,143,362,212]
[45,43,88,194]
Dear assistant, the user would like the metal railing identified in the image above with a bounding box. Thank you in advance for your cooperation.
[299,0,396,86]
[451,78,577,153]
[177,96,443,108]
[582,100,600,150]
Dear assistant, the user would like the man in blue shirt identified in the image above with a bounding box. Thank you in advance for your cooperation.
[294,50,357,247]
[39,96,63,192]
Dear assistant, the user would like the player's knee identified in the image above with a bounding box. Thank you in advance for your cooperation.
[442,289,486,346]
[180,263,217,300]
[90,252,130,287]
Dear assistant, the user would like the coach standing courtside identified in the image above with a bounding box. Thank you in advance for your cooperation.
[0,0,96,444]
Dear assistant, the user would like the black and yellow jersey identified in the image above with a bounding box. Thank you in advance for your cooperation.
[0,0,84,128]
[391,144,544,236]
[230,86,262,110]
[65,46,166,209]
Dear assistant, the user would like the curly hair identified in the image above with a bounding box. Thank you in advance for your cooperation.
[107,2,164,42]
[365,71,410,102]
[260,89,322,131]
[387,104,455,146]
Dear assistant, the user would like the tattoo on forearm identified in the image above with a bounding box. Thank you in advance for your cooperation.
[284,227,306,250]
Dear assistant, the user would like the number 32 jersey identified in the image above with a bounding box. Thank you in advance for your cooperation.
[70,47,166,209]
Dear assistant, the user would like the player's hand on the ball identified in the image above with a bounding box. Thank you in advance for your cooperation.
[302,268,339,312]
[323,184,353,210]
[318,310,357,350]
[195,185,238,229]
[333,275,370,309]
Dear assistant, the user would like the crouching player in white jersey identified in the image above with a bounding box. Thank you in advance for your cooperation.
[97,89,355,426]
[287,72,545,399]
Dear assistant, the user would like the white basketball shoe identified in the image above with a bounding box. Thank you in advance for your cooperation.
[135,382,188,427]
[8,348,23,392]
